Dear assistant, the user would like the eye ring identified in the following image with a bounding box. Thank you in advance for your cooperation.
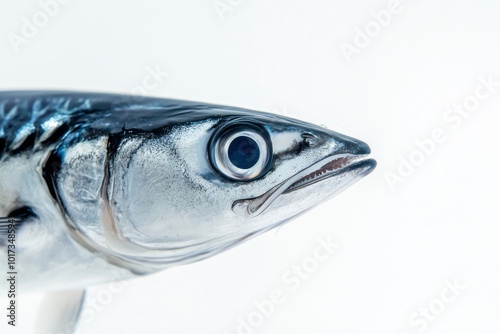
[209,123,272,181]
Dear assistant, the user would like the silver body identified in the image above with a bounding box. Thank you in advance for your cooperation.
[0,92,375,292]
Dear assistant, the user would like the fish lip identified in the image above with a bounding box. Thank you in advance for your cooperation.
[283,154,376,194]
[232,153,376,218]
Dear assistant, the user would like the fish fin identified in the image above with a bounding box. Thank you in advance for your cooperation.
[35,289,85,334]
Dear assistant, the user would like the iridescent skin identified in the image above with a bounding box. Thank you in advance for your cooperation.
[0,92,375,291]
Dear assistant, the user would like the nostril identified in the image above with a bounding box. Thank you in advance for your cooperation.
[301,133,320,147]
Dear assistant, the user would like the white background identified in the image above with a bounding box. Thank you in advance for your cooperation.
[1,0,500,333]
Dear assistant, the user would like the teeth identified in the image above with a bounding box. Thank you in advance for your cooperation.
[287,155,361,191]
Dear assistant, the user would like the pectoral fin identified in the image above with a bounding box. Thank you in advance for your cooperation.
[36,289,85,334]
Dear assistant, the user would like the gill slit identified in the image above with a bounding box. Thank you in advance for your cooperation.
[38,148,153,275]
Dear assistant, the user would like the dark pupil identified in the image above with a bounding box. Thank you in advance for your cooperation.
[228,136,260,169]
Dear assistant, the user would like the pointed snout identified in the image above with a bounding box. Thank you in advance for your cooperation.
[326,130,372,156]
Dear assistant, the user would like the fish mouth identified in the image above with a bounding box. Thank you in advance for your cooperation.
[283,154,374,194]
[232,153,376,218]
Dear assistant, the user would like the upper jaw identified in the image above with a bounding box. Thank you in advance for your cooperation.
[232,149,376,218]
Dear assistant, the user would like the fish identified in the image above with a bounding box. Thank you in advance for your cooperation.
[0,91,375,332]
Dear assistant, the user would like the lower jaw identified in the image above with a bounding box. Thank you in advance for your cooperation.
[232,155,376,218]
[283,157,376,194]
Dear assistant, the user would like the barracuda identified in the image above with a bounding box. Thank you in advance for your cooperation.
[0,91,375,331]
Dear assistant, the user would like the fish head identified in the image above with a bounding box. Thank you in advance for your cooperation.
[49,100,375,272]
[104,107,376,269]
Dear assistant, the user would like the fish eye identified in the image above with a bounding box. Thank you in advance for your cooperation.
[209,123,272,181]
